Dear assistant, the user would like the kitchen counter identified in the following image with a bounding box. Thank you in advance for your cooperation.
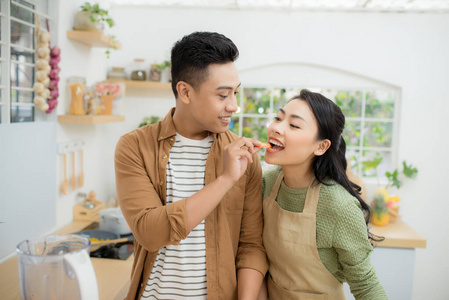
[1,219,426,300]
[371,219,427,249]
[0,220,133,300]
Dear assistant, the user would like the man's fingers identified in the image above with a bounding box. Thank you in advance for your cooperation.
[237,137,256,153]
[225,137,260,162]
[234,149,253,164]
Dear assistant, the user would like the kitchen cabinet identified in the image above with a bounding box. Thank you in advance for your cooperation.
[58,114,125,124]
[344,220,426,299]
[67,30,122,49]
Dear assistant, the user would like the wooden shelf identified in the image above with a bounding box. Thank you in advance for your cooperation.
[106,79,172,90]
[58,115,125,124]
[67,30,122,49]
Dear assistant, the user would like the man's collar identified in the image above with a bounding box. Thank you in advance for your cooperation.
[158,107,177,141]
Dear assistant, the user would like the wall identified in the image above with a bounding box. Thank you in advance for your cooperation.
[0,122,56,259]
[105,7,449,300]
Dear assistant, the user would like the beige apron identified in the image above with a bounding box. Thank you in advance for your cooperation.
[263,172,346,300]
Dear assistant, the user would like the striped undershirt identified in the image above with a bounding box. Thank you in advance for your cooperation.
[141,133,214,299]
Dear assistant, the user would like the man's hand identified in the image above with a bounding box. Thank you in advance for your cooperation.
[222,137,262,183]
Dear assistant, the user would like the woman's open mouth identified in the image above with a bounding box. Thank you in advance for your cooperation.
[267,138,284,153]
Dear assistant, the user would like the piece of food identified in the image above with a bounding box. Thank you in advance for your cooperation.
[257,142,271,149]
[89,237,110,242]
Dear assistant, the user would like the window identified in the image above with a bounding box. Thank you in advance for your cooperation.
[230,86,400,178]
[0,0,50,123]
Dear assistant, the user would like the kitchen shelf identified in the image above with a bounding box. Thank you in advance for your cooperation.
[58,115,125,124]
[67,30,122,49]
[106,79,172,90]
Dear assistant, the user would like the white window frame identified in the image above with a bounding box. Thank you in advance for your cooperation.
[0,0,51,124]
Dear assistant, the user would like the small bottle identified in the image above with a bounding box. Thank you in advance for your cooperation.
[131,59,147,81]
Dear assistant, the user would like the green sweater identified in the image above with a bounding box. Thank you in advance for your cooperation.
[262,167,388,300]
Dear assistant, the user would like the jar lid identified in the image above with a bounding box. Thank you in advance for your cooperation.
[112,67,125,71]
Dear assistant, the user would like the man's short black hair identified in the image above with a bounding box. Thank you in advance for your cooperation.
[170,31,239,98]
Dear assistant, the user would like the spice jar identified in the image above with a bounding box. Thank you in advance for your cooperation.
[131,59,147,81]
[107,67,126,80]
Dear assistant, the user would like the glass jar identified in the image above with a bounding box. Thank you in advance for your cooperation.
[67,77,86,115]
[107,67,126,80]
[131,59,147,81]
[149,64,162,82]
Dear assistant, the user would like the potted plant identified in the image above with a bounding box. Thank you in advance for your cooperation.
[74,2,115,31]
[150,60,171,82]
[372,193,389,226]
[363,153,418,225]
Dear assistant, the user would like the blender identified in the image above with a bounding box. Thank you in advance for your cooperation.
[16,234,99,300]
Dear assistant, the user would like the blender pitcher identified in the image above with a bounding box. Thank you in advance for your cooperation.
[16,234,99,300]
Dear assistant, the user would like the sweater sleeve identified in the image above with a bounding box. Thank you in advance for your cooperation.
[333,200,388,300]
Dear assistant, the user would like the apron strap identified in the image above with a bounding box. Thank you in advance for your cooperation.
[266,171,284,201]
[303,179,322,214]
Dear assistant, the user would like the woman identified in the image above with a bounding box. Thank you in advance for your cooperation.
[259,89,387,299]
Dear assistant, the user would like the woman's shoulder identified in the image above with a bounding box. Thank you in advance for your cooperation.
[319,180,362,212]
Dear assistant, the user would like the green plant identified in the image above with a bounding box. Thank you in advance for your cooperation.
[385,161,418,189]
[372,193,388,215]
[80,2,115,28]
[362,153,418,189]
[105,35,119,59]
[79,3,119,58]
[139,116,160,128]
[152,60,171,72]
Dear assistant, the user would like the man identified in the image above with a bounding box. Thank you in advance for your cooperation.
[115,31,268,300]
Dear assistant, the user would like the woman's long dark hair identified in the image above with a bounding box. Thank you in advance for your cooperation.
[293,89,380,242]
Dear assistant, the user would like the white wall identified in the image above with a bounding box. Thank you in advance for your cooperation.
[104,7,449,299]
[0,122,56,259]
